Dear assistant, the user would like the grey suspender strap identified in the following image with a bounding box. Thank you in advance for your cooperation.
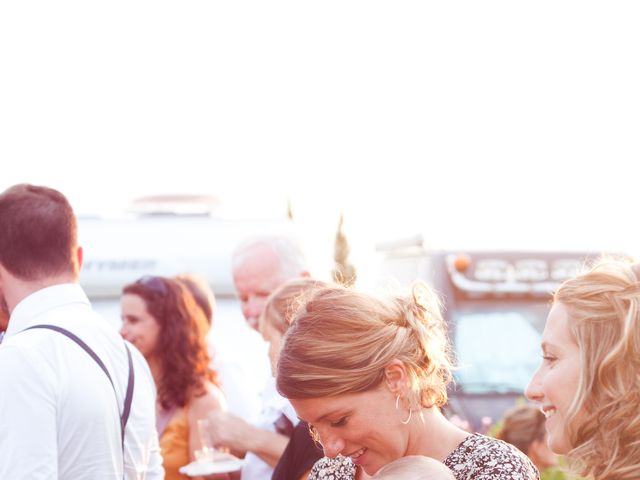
[24,325,135,450]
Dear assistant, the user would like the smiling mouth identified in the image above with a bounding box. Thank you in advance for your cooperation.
[541,406,557,419]
[345,448,367,464]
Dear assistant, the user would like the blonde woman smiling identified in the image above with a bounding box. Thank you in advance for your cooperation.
[526,258,640,480]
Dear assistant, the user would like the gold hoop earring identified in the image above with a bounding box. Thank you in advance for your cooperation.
[395,394,413,424]
[308,423,322,447]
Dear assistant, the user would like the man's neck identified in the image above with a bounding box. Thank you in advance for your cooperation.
[4,274,77,314]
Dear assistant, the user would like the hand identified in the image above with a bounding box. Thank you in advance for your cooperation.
[207,411,289,467]
[207,410,257,454]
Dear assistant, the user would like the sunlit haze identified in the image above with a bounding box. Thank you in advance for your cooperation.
[2,1,639,284]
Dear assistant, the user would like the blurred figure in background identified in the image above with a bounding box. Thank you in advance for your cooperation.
[277,282,539,479]
[121,275,227,480]
[0,184,163,479]
[526,258,640,480]
[371,456,454,480]
[174,274,216,328]
[495,405,560,477]
[207,235,310,480]
[233,236,310,331]
[175,273,262,425]
[258,278,329,480]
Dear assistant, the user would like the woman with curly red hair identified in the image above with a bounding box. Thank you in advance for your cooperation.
[120,276,226,480]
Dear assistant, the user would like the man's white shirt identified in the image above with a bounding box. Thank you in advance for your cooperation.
[240,376,299,480]
[207,317,270,426]
[0,284,164,479]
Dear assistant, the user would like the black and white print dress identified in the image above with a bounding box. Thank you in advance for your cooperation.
[307,433,538,480]
[308,456,356,480]
[443,433,540,480]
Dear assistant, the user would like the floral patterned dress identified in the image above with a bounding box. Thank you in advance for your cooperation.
[443,433,540,480]
[307,433,539,480]
[308,456,356,480]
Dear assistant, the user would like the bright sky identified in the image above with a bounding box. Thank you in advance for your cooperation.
[1,1,639,278]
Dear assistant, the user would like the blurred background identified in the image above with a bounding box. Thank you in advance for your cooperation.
[1,1,639,270]
[1,1,638,456]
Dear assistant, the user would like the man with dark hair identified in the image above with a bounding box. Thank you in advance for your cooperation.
[0,184,163,479]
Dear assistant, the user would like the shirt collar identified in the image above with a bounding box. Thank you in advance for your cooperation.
[5,283,91,339]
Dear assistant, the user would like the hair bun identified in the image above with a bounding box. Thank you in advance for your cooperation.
[620,282,640,298]
[411,282,431,312]
[407,281,444,331]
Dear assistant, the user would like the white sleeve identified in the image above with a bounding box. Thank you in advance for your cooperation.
[214,358,264,424]
[123,347,165,480]
[0,345,59,479]
[139,437,164,480]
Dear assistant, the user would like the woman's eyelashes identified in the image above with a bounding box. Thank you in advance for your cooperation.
[330,416,348,427]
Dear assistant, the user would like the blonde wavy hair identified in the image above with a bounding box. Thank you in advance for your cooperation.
[554,258,640,480]
[276,281,454,410]
[260,278,330,336]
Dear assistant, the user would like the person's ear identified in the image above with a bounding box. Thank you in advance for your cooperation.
[383,359,409,395]
[76,246,83,271]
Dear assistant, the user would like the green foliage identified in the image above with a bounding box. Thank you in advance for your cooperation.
[540,467,568,480]
[486,418,503,438]
[541,458,587,480]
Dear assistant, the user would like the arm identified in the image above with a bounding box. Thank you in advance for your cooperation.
[0,345,58,479]
[188,383,228,460]
[207,410,289,467]
[188,384,231,480]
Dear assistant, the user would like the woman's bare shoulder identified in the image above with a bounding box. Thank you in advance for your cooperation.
[188,382,227,418]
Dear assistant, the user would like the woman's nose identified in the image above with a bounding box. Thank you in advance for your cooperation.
[119,324,129,339]
[525,367,543,402]
[321,431,345,459]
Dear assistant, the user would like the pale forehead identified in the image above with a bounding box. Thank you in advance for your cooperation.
[234,241,276,264]
[121,293,152,316]
[234,246,285,285]
[542,302,577,350]
[291,389,383,424]
[260,317,283,342]
[291,395,350,423]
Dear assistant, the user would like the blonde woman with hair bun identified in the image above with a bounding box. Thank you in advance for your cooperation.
[526,258,640,480]
[277,282,539,479]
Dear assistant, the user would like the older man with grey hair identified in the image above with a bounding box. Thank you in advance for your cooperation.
[232,236,309,330]
[208,235,311,480]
